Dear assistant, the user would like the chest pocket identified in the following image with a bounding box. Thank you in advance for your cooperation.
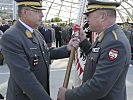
[83,52,100,82]
[91,52,100,63]
[88,51,100,75]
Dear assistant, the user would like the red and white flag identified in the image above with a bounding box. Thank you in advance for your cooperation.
[72,0,87,87]
[72,0,98,87]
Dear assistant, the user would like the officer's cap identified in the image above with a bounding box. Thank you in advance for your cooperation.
[15,0,45,10]
[84,0,121,15]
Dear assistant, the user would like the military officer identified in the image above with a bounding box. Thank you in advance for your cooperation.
[0,0,79,100]
[57,0,131,100]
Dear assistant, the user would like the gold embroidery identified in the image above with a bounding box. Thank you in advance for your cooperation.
[98,32,104,42]
[25,30,32,38]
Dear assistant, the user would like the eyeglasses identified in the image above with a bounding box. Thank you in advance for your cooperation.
[27,9,42,14]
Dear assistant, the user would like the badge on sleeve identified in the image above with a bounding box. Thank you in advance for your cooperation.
[108,48,119,61]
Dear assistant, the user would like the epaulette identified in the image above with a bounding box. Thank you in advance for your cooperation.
[25,30,32,38]
[98,31,104,42]
[112,30,118,40]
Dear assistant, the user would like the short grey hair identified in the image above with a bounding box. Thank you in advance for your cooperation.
[106,9,116,18]
[17,5,31,17]
[98,8,116,18]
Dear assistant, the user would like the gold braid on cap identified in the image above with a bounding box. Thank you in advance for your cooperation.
[86,8,98,12]
[17,1,42,6]
[87,4,116,9]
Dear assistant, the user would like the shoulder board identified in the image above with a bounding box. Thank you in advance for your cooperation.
[112,31,118,40]
[25,30,32,38]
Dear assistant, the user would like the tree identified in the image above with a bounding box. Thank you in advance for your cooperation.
[51,17,62,22]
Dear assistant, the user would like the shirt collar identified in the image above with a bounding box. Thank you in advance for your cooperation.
[18,19,33,33]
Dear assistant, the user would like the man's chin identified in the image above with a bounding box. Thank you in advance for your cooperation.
[38,22,42,26]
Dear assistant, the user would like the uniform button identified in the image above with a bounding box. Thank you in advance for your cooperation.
[23,91,26,94]
[91,57,93,60]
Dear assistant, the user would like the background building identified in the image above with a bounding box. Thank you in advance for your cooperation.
[0,0,17,20]
[0,0,132,23]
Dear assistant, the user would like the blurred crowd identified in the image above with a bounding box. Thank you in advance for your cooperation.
[122,22,133,60]
[38,22,73,48]
[0,16,133,60]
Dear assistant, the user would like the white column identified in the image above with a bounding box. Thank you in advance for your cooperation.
[13,0,17,20]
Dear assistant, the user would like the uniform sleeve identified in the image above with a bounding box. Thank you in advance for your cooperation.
[65,40,127,100]
[50,46,70,60]
[79,38,92,55]
[1,34,51,100]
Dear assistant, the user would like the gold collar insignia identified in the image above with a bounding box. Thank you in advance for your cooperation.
[98,32,104,42]
[25,30,32,38]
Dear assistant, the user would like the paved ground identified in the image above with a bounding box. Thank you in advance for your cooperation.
[0,59,133,100]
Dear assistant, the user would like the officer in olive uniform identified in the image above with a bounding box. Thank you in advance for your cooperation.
[0,0,79,100]
[57,0,131,100]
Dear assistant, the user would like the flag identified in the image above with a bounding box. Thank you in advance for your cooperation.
[72,32,98,87]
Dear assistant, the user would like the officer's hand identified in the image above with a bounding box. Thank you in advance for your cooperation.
[79,27,86,42]
[67,38,80,51]
[57,87,67,100]
[73,24,86,42]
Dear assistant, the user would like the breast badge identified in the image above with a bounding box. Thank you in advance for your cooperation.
[33,54,39,66]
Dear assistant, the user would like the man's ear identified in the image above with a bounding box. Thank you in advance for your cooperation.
[101,11,108,22]
[23,8,28,15]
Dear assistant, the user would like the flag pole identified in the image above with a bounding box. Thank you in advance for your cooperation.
[63,47,76,88]
[63,0,87,88]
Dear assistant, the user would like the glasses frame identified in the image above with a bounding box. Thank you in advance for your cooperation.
[26,8,43,14]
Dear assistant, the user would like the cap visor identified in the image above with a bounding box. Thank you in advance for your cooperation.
[83,9,97,15]
[31,6,46,10]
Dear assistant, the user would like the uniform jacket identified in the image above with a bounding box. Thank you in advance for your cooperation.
[0,21,69,100]
[65,24,131,100]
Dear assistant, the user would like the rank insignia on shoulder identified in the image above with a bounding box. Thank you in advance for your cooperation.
[112,31,118,40]
[109,48,119,61]
[25,30,32,38]
[92,47,100,53]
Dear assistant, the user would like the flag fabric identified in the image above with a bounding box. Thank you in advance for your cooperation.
[72,0,87,87]
[75,48,86,79]
[71,0,98,88]
[72,32,98,87]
